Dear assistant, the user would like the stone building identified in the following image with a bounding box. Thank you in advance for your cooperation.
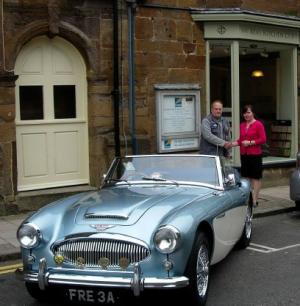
[0,0,299,214]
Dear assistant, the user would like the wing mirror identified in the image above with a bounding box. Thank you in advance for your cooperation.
[224,167,241,187]
[225,173,236,187]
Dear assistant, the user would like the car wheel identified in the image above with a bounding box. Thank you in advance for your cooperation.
[25,282,50,302]
[185,232,210,306]
[237,203,253,248]
[295,201,300,210]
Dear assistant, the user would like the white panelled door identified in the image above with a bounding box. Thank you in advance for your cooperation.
[15,36,89,191]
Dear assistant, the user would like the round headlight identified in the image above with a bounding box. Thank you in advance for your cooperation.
[154,225,180,254]
[17,223,42,249]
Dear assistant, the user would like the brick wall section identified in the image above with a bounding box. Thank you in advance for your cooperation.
[241,0,300,15]
[0,79,16,201]
[135,6,205,151]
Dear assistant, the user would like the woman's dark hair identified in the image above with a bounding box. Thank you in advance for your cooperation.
[242,104,255,116]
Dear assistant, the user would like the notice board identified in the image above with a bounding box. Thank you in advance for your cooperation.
[155,84,200,153]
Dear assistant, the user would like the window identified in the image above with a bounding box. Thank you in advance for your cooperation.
[19,86,43,120]
[54,85,76,119]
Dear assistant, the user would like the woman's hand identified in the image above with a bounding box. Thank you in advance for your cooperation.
[241,140,251,147]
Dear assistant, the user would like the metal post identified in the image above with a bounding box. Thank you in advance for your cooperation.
[127,0,138,154]
[113,0,121,157]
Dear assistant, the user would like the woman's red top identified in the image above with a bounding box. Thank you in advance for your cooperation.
[237,120,267,155]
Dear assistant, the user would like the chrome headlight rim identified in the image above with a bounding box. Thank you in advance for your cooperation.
[17,222,42,249]
[154,225,181,254]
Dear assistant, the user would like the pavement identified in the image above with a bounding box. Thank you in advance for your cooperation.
[0,185,296,263]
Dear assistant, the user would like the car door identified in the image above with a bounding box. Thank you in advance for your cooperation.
[224,185,248,242]
[211,191,235,248]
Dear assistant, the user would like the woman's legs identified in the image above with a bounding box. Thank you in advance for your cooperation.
[251,178,262,205]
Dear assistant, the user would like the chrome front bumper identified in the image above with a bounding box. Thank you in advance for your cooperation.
[18,258,189,296]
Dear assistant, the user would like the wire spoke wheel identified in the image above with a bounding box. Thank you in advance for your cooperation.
[196,244,210,297]
[245,205,253,240]
[185,232,211,305]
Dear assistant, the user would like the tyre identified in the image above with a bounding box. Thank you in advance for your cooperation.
[185,232,210,306]
[237,203,253,248]
[295,201,300,210]
[25,282,51,302]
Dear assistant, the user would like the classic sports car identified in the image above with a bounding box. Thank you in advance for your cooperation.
[17,154,252,305]
[290,151,300,209]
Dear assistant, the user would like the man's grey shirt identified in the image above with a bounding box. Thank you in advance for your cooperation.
[199,114,231,156]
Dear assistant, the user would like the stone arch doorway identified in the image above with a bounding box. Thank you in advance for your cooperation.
[15,36,89,191]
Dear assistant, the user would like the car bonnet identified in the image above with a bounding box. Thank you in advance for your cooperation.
[73,185,211,226]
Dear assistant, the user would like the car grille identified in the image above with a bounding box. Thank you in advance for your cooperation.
[54,238,150,268]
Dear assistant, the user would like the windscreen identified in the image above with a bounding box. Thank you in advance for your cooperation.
[107,155,220,187]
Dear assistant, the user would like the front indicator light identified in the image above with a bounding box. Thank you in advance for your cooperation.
[163,259,173,271]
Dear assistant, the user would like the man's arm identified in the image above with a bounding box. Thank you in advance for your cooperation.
[201,118,226,147]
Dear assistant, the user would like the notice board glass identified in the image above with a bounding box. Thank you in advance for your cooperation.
[155,84,200,153]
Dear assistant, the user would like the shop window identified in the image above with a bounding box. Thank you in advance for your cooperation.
[209,43,231,108]
[19,86,44,120]
[208,40,296,161]
[54,85,76,119]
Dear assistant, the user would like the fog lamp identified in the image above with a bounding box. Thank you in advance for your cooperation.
[119,257,130,270]
[54,254,64,265]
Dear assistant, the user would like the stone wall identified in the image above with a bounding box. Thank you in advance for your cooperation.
[134,4,206,152]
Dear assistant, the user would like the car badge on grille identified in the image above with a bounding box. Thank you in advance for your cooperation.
[90,224,114,231]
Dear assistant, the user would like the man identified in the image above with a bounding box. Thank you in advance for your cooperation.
[199,100,231,157]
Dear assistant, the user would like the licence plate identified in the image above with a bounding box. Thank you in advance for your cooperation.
[67,288,117,304]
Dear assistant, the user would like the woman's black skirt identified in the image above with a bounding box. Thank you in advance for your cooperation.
[240,154,263,179]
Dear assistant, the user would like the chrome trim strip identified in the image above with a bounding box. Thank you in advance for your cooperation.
[111,180,224,190]
[24,272,189,291]
[54,233,150,249]
[23,262,189,295]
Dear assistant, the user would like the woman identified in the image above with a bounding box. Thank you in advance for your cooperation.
[232,105,267,207]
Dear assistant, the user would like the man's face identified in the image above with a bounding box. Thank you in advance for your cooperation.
[211,102,223,118]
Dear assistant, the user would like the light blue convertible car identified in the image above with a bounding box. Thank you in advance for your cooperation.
[17,154,252,305]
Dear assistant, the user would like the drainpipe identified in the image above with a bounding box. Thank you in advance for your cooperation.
[113,0,121,157]
[127,0,138,154]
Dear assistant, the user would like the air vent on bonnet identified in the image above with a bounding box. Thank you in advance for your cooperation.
[85,213,128,220]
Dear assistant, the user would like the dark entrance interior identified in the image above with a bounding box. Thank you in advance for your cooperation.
[210,47,284,157]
